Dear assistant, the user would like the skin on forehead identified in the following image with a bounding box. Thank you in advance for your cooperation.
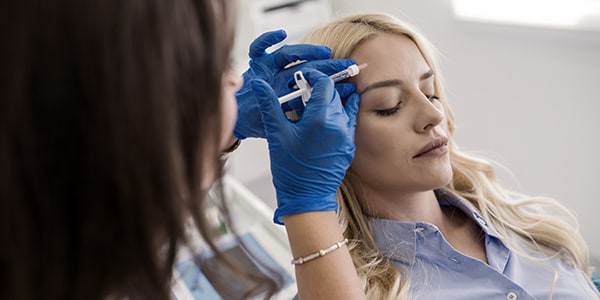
[350,33,433,98]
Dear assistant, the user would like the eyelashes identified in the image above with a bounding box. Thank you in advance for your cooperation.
[375,94,439,117]
[375,102,401,116]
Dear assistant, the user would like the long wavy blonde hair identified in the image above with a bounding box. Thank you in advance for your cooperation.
[301,13,593,299]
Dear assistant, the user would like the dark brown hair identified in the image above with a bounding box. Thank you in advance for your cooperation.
[0,0,278,298]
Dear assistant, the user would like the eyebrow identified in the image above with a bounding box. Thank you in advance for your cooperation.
[359,69,435,95]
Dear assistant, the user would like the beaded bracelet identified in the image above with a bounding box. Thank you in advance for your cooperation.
[291,238,348,265]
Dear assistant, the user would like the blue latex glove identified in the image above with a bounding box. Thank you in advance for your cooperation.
[281,82,357,120]
[250,68,361,225]
[234,29,357,139]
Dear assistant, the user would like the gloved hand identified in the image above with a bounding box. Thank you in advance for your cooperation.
[280,81,357,120]
[250,68,361,225]
[234,29,357,139]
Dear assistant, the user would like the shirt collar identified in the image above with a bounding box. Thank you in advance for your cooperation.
[370,189,500,265]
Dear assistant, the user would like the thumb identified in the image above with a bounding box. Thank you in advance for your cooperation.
[298,69,335,124]
[249,30,287,58]
[251,79,288,137]
[344,93,360,135]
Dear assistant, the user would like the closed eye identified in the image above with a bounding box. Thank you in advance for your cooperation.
[375,102,401,116]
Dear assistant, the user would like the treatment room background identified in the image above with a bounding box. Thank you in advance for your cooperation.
[227,0,600,267]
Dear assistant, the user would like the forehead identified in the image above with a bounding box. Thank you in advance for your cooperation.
[349,33,430,91]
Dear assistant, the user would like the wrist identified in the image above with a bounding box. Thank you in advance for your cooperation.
[273,192,338,225]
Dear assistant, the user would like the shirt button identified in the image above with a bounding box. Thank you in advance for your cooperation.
[506,291,518,300]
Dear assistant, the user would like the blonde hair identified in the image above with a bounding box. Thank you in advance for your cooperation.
[302,13,593,299]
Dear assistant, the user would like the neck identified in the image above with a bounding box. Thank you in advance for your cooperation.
[362,188,446,227]
[360,185,488,263]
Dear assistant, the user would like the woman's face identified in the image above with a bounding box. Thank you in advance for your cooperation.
[348,33,452,197]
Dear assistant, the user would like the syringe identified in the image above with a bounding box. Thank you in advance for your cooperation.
[278,63,366,105]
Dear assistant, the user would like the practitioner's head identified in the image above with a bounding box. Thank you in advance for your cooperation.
[0,0,245,298]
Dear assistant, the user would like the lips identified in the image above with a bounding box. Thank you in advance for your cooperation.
[413,136,449,158]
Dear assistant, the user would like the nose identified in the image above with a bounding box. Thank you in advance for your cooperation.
[413,93,444,133]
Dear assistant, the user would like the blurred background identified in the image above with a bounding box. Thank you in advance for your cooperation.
[227,0,600,267]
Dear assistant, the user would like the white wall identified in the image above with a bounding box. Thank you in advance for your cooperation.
[229,0,600,262]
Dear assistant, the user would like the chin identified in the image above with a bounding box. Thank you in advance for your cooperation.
[435,167,454,189]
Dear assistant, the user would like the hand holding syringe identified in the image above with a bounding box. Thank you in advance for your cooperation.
[278,63,367,105]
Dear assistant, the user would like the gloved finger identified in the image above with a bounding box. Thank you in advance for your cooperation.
[272,44,332,68]
[343,92,361,135]
[280,101,293,113]
[299,58,356,77]
[249,30,287,58]
[334,83,356,99]
[251,79,289,136]
[299,69,339,123]
[282,98,306,121]
[281,98,304,112]
[282,59,357,91]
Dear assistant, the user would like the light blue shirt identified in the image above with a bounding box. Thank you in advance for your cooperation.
[371,189,600,299]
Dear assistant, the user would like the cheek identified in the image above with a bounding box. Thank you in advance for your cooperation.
[221,93,237,144]
[199,74,240,192]
[219,73,241,148]
[352,117,399,172]
[354,122,378,158]
[351,114,417,178]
